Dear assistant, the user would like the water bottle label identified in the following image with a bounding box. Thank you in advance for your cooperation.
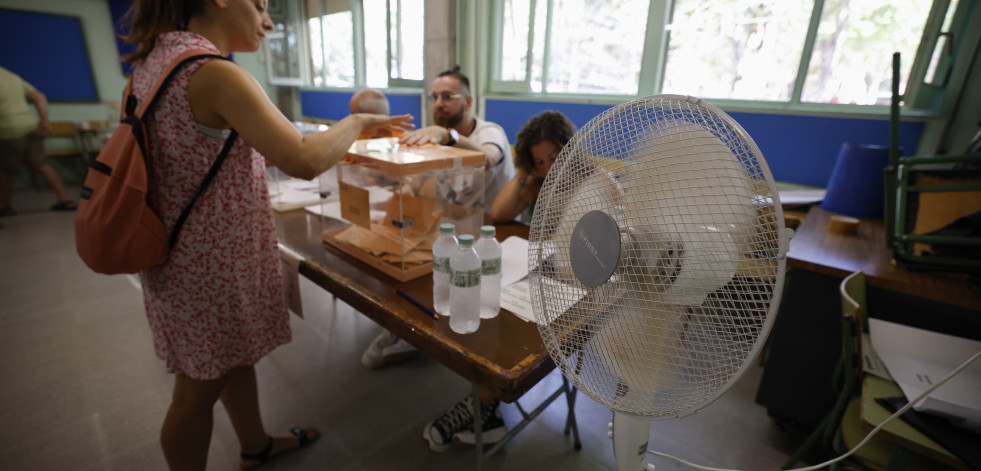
[481,257,502,276]
[451,268,481,288]
[434,256,451,273]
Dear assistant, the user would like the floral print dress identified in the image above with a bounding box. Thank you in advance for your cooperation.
[136,32,290,380]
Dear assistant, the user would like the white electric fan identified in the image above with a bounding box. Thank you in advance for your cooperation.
[530,95,793,471]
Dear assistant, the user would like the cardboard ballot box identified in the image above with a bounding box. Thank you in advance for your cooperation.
[323,138,486,281]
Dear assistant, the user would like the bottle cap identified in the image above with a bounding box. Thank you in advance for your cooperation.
[439,223,455,233]
[480,225,495,236]
[458,234,474,245]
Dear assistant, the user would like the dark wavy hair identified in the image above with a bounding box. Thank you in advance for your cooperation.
[436,66,470,96]
[122,0,205,63]
[513,111,576,173]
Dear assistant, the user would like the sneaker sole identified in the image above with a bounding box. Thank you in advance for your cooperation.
[379,348,418,364]
[422,420,452,453]
[451,425,508,446]
[360,352,385,369]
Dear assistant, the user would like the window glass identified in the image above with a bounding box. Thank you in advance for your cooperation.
[318,10,356,87]
[501,0,533,82]
[307,0,422,89]
[390,0,424,81]
[266,21,303,85]
[663,0,811,101]
[308,17,325,87]
[529,0,548,92]
[924,0,959,85]
[364,0,388,87]
[801,0,933,104]
[545,0,649,94]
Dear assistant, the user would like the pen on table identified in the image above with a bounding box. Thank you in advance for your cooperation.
[397,290,437,319]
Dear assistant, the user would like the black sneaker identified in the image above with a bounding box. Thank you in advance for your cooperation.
[423,395,477,452]
[452,399,507,446]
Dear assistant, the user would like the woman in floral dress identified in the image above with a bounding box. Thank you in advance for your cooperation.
[123,1,413,469]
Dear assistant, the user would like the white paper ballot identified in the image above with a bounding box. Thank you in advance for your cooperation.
[777,189,826,207]
[860,333,892,380]
[869,317,981,432]
[501,277,587,324]
[269,178,331,212]
[500,236,529,288]
[501,279,535,323]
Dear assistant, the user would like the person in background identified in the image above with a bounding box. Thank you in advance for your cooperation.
[353,88,422,369]
[0,66,78,216]
[489,110,576,223]
[122,1,412,470]
[350,88,405,140]
[399,67,514,209]
[350,88,389,116]
[362,69,517,373]
[399,67,515,453]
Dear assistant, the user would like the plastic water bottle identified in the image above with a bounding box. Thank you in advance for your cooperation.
[450,234,481,334]
[475,225,502,319]
[432,223,457,316]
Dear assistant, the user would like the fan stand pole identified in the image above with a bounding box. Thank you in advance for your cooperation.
[612,411,651,471]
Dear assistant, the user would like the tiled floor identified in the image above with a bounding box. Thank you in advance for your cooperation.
[0,186,801,471]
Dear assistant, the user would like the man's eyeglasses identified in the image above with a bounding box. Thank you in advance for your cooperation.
[427,92,464,103]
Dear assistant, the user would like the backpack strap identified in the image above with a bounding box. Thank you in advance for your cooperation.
[129,49,240,249]
[169,128,238,248]
[135,49,229,118]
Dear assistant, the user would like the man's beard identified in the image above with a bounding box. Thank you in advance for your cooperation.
[434,108,464,129]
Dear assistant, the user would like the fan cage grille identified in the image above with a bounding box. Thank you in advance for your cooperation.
[530,95,786,419]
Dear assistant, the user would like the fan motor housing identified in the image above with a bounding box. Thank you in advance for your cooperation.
[570,209,621,287]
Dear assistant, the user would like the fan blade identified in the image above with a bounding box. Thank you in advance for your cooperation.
[612,411,651,471]
[660,226,740,305]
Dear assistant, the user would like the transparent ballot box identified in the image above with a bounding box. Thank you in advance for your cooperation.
[267,121,335,212]
[267,165,335,212]
[323,137,486,282]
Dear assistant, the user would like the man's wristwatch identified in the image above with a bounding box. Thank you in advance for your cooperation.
[445,127,459,146]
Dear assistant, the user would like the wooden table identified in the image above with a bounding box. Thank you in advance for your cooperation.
[275,209,579,468]
[787,206,981,312]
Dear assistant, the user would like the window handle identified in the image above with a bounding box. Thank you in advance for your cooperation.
[939,31,955,55]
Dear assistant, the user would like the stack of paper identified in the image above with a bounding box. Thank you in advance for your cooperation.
[497,236,587,324]
[869,318,981,432]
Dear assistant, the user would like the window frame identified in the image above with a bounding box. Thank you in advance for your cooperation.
[484,0,970,115]
[304,0,424,91]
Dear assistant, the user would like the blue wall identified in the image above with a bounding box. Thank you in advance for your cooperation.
[484,98,923,188]
[300,92,924,188]
[0,9,98,101]
[300,90,423,122]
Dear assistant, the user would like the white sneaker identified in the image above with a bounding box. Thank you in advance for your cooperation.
[361,330,417,368]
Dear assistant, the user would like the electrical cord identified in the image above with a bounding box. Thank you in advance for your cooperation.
[643,349,981,471]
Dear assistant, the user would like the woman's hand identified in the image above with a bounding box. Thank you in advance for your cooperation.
[490,168,543,222]
[516,168,544,205]
[358,113,414,137]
